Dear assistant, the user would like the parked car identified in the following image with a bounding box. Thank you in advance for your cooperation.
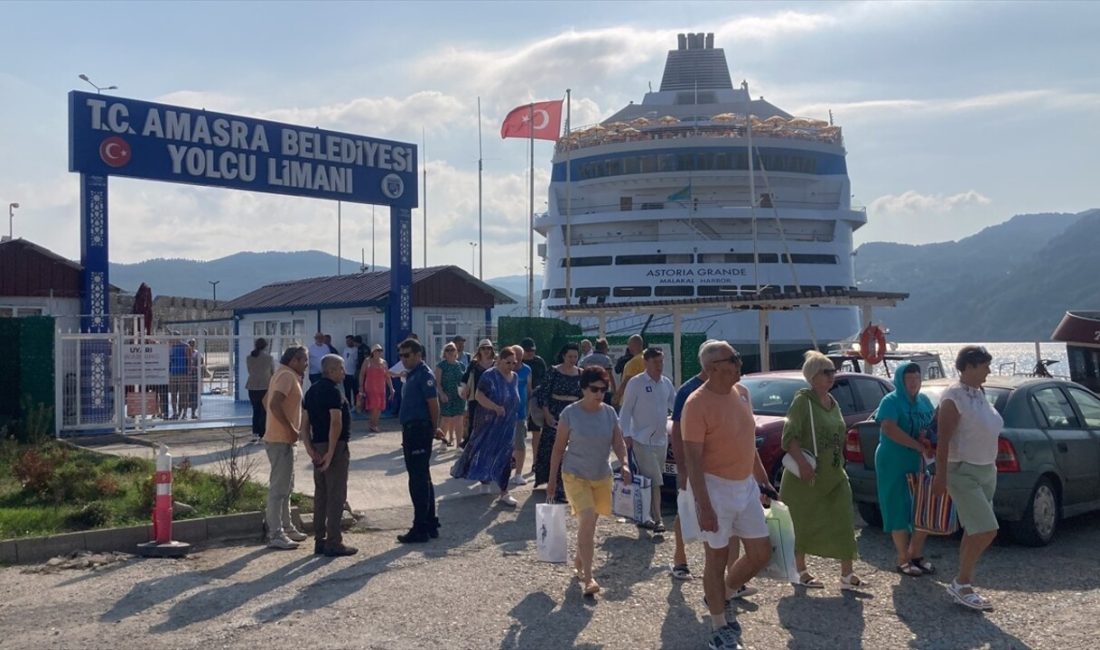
[663,370,894,489]
[845,377,1100,546]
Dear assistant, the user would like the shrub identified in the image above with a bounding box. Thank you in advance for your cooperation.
[112,456,148,474]
[11,449,57,495]
[95,474,121,498]
[46,464,100,503]
[64,501,112,530]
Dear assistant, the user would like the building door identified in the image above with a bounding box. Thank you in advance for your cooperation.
[352,318,374,347]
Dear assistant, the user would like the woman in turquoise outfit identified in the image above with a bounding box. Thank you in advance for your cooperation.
[874,361,936,577]
[435,343,466,447]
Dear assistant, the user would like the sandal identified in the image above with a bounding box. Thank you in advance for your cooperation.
[896,562,923,577]
[670,563,693,581]
[797,571,824,589]
[840,573,867,591]
[583,579,601,596]
[947,579,993,611]
[911,556,936,574]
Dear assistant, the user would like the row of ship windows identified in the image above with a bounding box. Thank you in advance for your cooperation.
[560,253,839,267]
[542,285,857,299]
[570,152,823,180]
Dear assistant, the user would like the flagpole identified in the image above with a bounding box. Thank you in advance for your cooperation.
[747,107,759,292]
[477,96,484,280]
[422,127,427,268]
[528,102,535,318]
[565,89,572,307]
[337,200,342,275]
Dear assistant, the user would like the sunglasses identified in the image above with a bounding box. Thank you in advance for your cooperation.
[822,368,837,377]
[586,385,608,393]
[715,354,741,365]
[399,352,415,359]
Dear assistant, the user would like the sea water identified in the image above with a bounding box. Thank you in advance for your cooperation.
[895,341,1069,379]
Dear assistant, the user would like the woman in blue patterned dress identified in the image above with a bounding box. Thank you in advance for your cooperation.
[451,346,521,508]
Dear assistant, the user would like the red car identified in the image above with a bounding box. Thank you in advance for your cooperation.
[664,370,894,487]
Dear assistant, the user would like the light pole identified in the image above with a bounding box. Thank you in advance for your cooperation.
[468,241,478,275]
[78,74,118,94]
[208,280,220,303]
[7,203,18,239]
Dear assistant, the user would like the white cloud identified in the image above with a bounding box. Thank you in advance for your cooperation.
[795,89,1100,121]
[870,190,992,215]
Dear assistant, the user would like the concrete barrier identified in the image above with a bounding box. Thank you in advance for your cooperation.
[0,510,275,565]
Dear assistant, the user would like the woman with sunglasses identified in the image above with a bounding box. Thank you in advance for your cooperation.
[779,350,863,590]
[534,342,583,500]
[459,340,497,448]
[435,342,466,447]
[451,346,521,508]
[547,365,630,596]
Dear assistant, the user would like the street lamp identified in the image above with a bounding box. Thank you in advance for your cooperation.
[208,280,220,303]
[78,74,118,94]
[468,241,478,275]
[7,203,18,239]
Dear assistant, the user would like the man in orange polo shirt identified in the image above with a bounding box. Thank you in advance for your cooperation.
[682,340,774,650]
[263,345,309,550]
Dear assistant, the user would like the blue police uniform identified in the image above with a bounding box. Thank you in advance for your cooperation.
[398,360,439,538]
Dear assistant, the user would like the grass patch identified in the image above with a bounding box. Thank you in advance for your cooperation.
[0,439,272,539]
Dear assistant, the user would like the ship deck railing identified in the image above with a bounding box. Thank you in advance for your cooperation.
[557,123,843,154]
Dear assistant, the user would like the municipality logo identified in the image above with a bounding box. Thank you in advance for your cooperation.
[381,173,404,200]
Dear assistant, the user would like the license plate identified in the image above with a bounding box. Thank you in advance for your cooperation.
[664,463,677,475]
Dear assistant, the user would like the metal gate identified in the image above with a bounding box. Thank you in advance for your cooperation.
[56,324,253,436]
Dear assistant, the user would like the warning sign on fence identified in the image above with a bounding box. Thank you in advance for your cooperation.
[122,344,170,384]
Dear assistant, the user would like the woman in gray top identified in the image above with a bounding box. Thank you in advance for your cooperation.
[547,366,631,597]
[245,338,275,441]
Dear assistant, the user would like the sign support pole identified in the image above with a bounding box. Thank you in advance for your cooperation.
[387,207,413,358]
[80,173,110,333]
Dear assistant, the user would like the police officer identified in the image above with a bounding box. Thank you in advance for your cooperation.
[396,337,443,543]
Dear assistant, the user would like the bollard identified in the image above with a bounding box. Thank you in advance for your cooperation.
[137,443,191,558]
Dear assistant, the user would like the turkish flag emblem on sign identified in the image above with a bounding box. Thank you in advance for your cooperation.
[500,100,564,141]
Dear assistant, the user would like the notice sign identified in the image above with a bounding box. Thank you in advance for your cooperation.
[68,90,418,207]
[122,343,170,384]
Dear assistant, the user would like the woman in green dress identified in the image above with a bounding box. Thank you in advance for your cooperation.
[779,350,864,591]
[435,343,466,447]
[874,361,936,577]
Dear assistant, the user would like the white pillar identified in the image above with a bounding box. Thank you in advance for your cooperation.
[759,309,770,373]
[672,311,683,386]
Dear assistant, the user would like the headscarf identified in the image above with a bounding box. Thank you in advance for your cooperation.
[873,361,936,441]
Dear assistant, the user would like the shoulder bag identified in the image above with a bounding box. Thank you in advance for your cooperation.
[782,397,818,480]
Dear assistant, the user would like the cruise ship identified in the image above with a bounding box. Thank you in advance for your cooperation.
[535,33,864,366]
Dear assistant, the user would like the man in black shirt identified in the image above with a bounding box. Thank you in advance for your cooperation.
[520,337,548,452]
[302,354,357,557]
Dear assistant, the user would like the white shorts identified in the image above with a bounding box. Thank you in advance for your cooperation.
[698,473,769,549]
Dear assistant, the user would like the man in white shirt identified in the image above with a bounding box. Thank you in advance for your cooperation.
[619,347,676,531]
[308,332,330,385]
[342,335,360,406]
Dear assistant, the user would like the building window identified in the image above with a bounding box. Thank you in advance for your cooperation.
[655,285,694,297]
[551,288,568,298]
[613,286,653,297]
[426,314,460,363]
[697,286,744,297]
[252,318,306,358]
[0,305,45,317]
[619,196,633,211]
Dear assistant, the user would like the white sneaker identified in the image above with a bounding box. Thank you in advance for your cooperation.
[729,584,759,599]
[267,533,300,550]
[285,528,308,542]
[498,494,518,508]
[510,474,528,486]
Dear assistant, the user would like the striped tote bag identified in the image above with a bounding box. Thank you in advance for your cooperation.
[907,469,960,536]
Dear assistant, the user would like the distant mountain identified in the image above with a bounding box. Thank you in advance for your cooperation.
[107,210,1098,342]
[856,210,1096,341]
[110,251,376,300]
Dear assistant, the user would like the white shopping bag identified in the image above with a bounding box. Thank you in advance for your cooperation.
[612,474,652,523]
[676,487,701,543]
[761,501,800,583]
[535,503,568,563]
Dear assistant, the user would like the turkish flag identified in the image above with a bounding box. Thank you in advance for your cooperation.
[500,100,563,141]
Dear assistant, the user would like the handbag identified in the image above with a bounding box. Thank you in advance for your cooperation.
[908,462,959,535]
[535,503,568,563]
[782,397,818,479]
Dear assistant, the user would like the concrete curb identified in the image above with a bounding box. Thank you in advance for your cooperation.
[0,509,274,565]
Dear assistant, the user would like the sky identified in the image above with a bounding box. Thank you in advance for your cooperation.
[1,1,1097,280]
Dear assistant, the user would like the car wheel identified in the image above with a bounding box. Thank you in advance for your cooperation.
[857,502,882,529]
[1009,477,1059,547]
